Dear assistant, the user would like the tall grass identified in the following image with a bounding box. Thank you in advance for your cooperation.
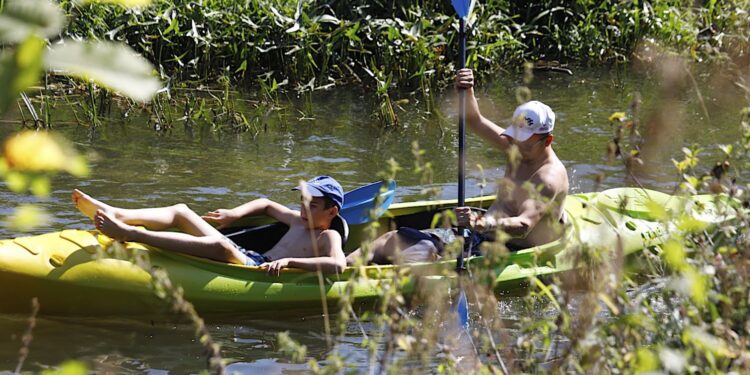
[48,0,747,128]
[61,0,749,95]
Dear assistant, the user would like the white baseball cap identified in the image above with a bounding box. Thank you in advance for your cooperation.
[501,101,555,142]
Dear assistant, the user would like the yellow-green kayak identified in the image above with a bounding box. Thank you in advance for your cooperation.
[0,188,735,316]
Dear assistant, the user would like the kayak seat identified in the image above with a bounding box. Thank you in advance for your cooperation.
[221,216,349,254]
[331,215,350,246]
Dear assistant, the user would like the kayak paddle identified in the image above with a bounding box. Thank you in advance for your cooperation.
[339,180,397,225]
[451,0,475,329]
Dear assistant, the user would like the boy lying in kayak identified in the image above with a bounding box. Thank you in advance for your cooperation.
[72,176,347,275]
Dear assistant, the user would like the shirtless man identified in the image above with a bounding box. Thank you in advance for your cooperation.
[454,68,569,249]
[72,176,347,276]
[346,69,569,265]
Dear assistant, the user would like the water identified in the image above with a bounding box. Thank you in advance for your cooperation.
[0,66,745,372]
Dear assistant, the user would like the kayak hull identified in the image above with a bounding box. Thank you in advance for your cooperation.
[0,188,734,316]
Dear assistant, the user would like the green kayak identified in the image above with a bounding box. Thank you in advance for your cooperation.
[0,188,735,316]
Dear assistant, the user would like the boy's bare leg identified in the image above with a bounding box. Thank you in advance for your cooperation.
[75,189,246,264]
[73,189,221,237]
[95,210,245,264]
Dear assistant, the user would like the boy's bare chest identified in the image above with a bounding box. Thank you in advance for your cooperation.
[266,226,318,259]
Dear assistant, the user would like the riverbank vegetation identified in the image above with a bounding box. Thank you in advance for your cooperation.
[11,0,750,129]
[64,0,749,93]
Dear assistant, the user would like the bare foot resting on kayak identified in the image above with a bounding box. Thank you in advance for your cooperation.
[72,189,115,220]
[94,209,135,242]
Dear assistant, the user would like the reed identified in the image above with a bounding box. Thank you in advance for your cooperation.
[59,0,748,99]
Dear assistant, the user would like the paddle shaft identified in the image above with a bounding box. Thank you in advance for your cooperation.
[456,17,468,272]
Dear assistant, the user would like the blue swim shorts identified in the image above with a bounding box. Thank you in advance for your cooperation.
[224,237,271,266]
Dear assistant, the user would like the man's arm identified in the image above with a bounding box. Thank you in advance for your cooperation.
[263,230,346,276]
[457,69,512,151]
[483,179,565,237]
[484,198,541,237]
[203,198,298,228]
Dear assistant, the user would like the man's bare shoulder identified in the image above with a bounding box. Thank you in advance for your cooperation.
[532,160,569,198]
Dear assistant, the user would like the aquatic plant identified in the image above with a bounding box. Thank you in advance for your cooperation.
[14,297,38,374]
[60,0,748,97]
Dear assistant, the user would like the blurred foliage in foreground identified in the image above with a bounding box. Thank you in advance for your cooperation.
[0,0,160,230]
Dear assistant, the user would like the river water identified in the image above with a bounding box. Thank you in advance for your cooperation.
[0,66,746,373]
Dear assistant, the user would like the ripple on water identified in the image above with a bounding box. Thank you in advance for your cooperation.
[304,156,353,163]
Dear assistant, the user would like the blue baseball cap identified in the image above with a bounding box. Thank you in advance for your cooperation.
[293,176,344,209]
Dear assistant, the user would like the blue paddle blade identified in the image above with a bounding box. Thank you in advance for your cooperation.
[453,288,469,329]
[340,180,397,225]
[451,0,476,19]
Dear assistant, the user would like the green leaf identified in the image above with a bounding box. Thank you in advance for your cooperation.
[5,204,50,232]
[0,0,65,43]
[682,326,734,359]
[12,36,45,92]
[45,40,161,102]
[163,17,179,35]
[0,35,45,113]
[5,171,29,193]
[645,199,669,221]
[676,215,708,232]
[685,268,707,306]
[532,277,561,311]
[662,240,687,271]
[41,360,88,375]
[719,144,733,156]
[608,111,627,122]
[67,155,90,177]
[76,0,152,7]
[633,347,658,373]
[235,60,248,73]
[29,175,51,196]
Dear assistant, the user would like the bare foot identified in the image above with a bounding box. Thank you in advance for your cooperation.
[94,209,135,242]
[72,189,114,220]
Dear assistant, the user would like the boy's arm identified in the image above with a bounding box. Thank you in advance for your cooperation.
[203,198,298,228]
[263,230,346,276]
